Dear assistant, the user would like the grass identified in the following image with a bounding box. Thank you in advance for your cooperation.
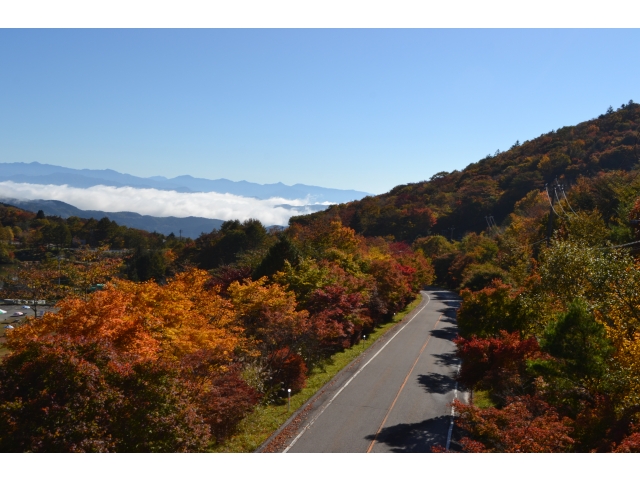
[471,389,496,409]
[211,293,424,453]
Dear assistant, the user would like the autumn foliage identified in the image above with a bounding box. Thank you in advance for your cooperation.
[0,336,212,452]
[454,396,574,453]
[5,104,640,452]
[0,270,259,451]
[455,331,542,403]
[0,210,432,451]
[350,103,640,453]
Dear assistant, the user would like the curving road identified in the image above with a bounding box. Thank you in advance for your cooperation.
[262,289,467,453]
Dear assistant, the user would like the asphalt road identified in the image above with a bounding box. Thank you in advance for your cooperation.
[272,288,466,453]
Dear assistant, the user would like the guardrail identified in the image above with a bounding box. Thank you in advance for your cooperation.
[2,299,46,305]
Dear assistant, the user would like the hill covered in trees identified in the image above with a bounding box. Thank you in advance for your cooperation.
[294,102,640,453]
[0,203,192,282]
[293,101,640,242]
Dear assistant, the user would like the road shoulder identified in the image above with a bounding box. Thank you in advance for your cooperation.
[256,292,432,453]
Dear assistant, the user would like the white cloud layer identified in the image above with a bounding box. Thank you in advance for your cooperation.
[0,182,331,225]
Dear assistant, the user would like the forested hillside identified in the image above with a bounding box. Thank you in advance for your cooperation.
[293,101,639,241]
[295,102,640,453]
[0,204,187,282]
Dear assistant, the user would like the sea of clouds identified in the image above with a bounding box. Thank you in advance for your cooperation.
[0,181,332,226]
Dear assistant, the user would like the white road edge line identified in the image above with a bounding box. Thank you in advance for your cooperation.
[445,363,461,452]
[282,293,432,453]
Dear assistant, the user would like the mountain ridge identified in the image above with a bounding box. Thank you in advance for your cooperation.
[0,162,371,203]
[292,102,640,241]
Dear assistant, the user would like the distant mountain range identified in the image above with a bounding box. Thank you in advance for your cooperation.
[0,162,371,203]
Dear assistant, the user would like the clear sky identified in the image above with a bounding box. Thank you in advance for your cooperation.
[1,29,639,194]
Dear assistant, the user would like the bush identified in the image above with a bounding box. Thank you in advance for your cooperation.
[460,263,510,291]
[457,280,533,338]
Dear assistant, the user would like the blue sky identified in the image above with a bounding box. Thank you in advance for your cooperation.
[1,29,639,194]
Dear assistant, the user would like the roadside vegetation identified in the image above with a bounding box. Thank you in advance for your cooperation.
[213,294,422,452]
[0,204,432,452]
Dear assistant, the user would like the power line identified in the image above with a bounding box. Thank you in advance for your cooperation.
[545,185,557,247]
[530,238,548,247]
[513,238,640,252]
[485,215,499,231]
[545,186,562,218]
[554,188,572,219]
[597,239,640,250]
[560,185,578,215]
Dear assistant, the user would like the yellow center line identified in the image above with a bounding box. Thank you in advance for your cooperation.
[366,313,443,453]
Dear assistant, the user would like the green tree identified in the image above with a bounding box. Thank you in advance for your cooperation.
[540,299,614,384]
[564,210,609,247]
[253,235,301,280]
[457,280,537,338]
[41,222,72,248]
[128,249,167,282]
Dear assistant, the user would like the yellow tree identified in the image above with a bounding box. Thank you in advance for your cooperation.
[291,219,362,259]
[597,282,640,414]
[228,277,310,395]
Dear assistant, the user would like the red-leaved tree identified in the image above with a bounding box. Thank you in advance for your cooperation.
[453,396,574,453]
[455,331,543,403]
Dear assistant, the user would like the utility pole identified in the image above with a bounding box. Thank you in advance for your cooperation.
[179,229,182,241]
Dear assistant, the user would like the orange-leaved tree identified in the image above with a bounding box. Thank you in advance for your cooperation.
[1,268,259,451]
